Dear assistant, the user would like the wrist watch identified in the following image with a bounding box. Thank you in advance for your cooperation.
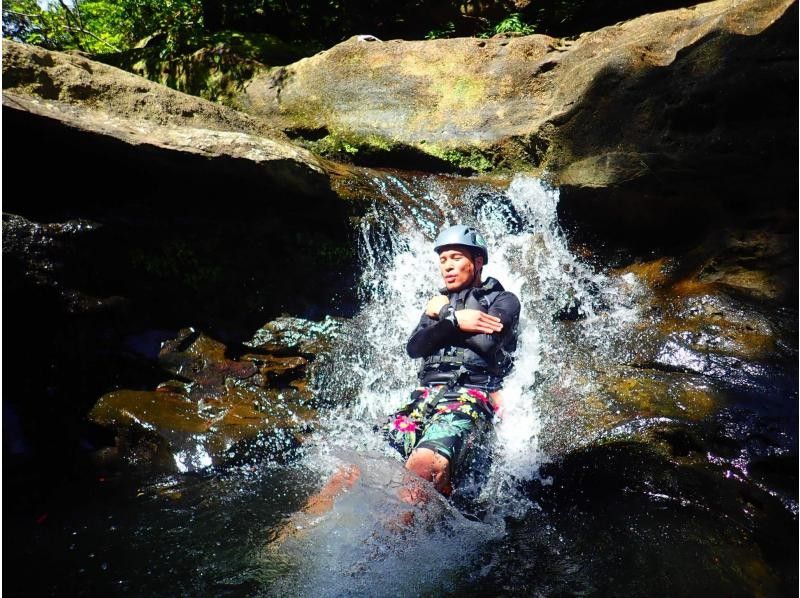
[442,304,458,328]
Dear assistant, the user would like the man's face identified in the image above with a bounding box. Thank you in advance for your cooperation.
[438,246,482,292]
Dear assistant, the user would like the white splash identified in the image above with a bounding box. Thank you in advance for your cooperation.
[313,174,645,503]
[265,173,644,592]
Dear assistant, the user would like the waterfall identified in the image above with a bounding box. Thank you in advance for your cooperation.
[264,173,644,596]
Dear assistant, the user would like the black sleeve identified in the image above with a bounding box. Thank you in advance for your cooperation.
[406,309,460,358]
[462,291,521,359]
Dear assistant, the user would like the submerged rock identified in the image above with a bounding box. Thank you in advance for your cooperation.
[245,315,342,355]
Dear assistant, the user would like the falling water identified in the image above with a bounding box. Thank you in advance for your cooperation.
[263,173,645,595]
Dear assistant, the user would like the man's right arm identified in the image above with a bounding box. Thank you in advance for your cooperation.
[406,308,459,358]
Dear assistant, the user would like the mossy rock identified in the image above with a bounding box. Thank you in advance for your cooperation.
[237,0,796,188]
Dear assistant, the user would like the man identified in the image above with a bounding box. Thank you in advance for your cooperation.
[386,224,520,496]
[272,225,520,540]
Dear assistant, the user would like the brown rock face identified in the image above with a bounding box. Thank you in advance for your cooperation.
[1,40,332,199]
[238,0,796,189]
[1,40,275,136]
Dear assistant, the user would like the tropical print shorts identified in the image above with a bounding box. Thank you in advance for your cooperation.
[383,385,499,469]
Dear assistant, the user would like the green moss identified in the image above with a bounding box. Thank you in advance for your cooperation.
[293,128,522,175]
[299,131,399,162]
[428,75,485,113]
[423,145,495,173]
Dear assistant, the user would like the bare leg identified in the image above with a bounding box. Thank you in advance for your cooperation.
[383,448,451,531]
[490,390,503,414]
[270,464,362,545]
[303,464,362,515]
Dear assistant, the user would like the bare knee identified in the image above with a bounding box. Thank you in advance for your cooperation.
[404,448,452,496]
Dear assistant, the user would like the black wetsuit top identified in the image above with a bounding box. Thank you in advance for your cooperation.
[406,277,520,391]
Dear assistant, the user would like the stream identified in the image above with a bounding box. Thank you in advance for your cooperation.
[8,174,797,596]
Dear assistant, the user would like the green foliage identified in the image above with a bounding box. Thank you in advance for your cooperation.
[3,0,82,50]
[426,146,495,173]
[305,135,362,159]
[493,13,536,35]
[130,240,223,291]
[110,37,274,105]
[301,132,399,163]
[4,1,686,58]
[73,1,129,50]
[2,0,204,57]
[478,13,536,38]
[425,21,456,40]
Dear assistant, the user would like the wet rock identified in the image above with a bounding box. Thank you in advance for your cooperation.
[538,367,719,459]
[89,384,314,472]
[1,213,119,314]
[157,330,309,391]
[657,295,777,360]
[488,440,798,597]
[158,328,259,385]
[245,315,342,356]
[537,246,796,460]
[697,229,797,302]
[87,318,339,472]
[626,270,795,401]
[602,240,796,387]
[597,367,719,421]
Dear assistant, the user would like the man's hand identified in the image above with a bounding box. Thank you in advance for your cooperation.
[425,295,450,317]
[455,309,503,334]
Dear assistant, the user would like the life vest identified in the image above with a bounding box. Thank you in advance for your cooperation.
[421,277,517,379]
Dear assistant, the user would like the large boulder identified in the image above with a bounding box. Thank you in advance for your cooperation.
[238,0,796,191]
[1,39,333,199]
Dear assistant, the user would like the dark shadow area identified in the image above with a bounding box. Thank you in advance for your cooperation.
[196,0,706,45]
[470,439,798,596]
[525,0,703,38]
[2,105,359,552]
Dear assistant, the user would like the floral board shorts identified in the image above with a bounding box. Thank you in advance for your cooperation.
[383,385,499,474]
